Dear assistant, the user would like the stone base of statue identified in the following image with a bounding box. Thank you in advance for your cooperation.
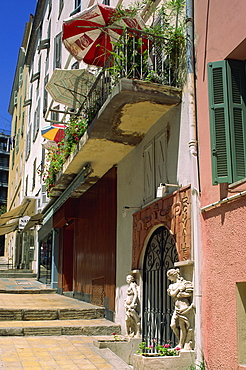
[133,350,195,370]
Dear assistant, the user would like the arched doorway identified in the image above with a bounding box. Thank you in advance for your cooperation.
[142,226,178,346]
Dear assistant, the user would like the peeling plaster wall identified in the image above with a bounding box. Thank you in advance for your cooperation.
[115,101,190,332]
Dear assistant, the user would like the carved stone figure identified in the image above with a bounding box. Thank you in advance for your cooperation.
[125,274,141,337]
[167,268,194,349]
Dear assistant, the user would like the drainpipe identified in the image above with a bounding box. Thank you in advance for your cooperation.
[186,0,203,364]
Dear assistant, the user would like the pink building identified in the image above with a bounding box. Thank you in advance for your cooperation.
[195,0,246,368]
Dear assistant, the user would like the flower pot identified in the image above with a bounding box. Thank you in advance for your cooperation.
[133,350,195,370]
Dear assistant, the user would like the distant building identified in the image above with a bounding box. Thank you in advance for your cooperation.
[0,130,10,255]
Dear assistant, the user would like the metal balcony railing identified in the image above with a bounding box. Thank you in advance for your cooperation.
[78,29,185,125]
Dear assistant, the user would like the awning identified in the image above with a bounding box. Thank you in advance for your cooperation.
[23,213,43,232]
[45,68,95,110]
[0,197,37,227]
[0,221,19,236]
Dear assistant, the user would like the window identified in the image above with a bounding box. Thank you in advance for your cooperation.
[16,129,20,154]
[71,61,79,70]
[14,91,18,106]
[25,125,31,160]
[33,100,40,141]
[59,0,64,17]
[43,75,49,116]
[47,0,52,19]
[143,130,168,203]
[51,105,60,123]
[236,282,246,365]
[21,112,25,136]
[54,33,62,69]
[208,59,246,185]
[25,176,28,196]
[19,66,23,88]
[70,0,81,16]
[103,0,110,5]
[32,158,37,190]
[19,96,22,118]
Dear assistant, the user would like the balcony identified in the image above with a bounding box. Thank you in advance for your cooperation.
[48,30,183,197]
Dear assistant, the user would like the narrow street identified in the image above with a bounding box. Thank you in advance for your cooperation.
[0,258,131,370]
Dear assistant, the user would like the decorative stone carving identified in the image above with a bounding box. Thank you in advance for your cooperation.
[167,268,194,349]
[125,274,141,338]
[132,186,191,269]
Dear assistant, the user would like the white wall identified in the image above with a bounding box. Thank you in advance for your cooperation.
[115,100,190,331]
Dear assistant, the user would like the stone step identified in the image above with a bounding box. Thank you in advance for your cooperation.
[0,272,37,278]
[0,307,105,321]
[0,289,56,294]
[0,318,121,337]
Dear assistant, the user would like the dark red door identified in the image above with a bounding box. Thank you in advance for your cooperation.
[62,222,74,292]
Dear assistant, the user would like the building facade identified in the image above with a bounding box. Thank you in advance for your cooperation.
[195,0,246,368]
[0,130,10,256]
[6,0,206,365]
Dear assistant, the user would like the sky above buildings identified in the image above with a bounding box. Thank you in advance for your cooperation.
[0,0,37,133]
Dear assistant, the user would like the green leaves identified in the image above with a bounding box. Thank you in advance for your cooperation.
[43,117,88,195]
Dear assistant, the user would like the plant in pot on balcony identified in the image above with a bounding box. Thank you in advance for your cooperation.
[104,0,186,88]
[63,116,88,156]
[42,116,88,195]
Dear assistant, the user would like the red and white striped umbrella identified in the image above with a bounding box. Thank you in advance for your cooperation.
[62,3,146,67]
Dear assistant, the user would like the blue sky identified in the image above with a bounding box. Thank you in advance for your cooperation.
[0,0,37,133]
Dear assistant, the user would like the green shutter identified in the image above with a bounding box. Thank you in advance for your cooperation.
[227,60,246,182]
[208,61,232,185]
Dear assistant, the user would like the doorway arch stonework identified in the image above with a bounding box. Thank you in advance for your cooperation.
[132,185,191,270]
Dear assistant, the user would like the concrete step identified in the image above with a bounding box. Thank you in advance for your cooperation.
[0,318,121,336]
[0,307,105,321]
[0,272,37,278]
[0,288,57,294]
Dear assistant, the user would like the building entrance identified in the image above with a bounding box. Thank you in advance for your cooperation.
[142,226,178,347]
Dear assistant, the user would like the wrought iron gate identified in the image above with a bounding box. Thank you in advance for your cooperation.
[143,226,178,347]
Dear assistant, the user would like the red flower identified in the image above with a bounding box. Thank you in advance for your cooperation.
[164,344,170,348]
[175,347,181,351]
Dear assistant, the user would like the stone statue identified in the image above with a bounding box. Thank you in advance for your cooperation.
[167,268,194,349]
[125,274,141,337]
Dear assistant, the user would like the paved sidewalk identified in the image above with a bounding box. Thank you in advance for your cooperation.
[0,278,54,293]
[0,335,131,369]
[0,260,131,369]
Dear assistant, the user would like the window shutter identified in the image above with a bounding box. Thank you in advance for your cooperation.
[16,129,20,154]
[208,61,232,184]
[14,91,18,106]
[227,60,246,182]
[19,67,23,88]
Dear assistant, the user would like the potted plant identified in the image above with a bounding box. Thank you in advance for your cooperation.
[133,341,195,370]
